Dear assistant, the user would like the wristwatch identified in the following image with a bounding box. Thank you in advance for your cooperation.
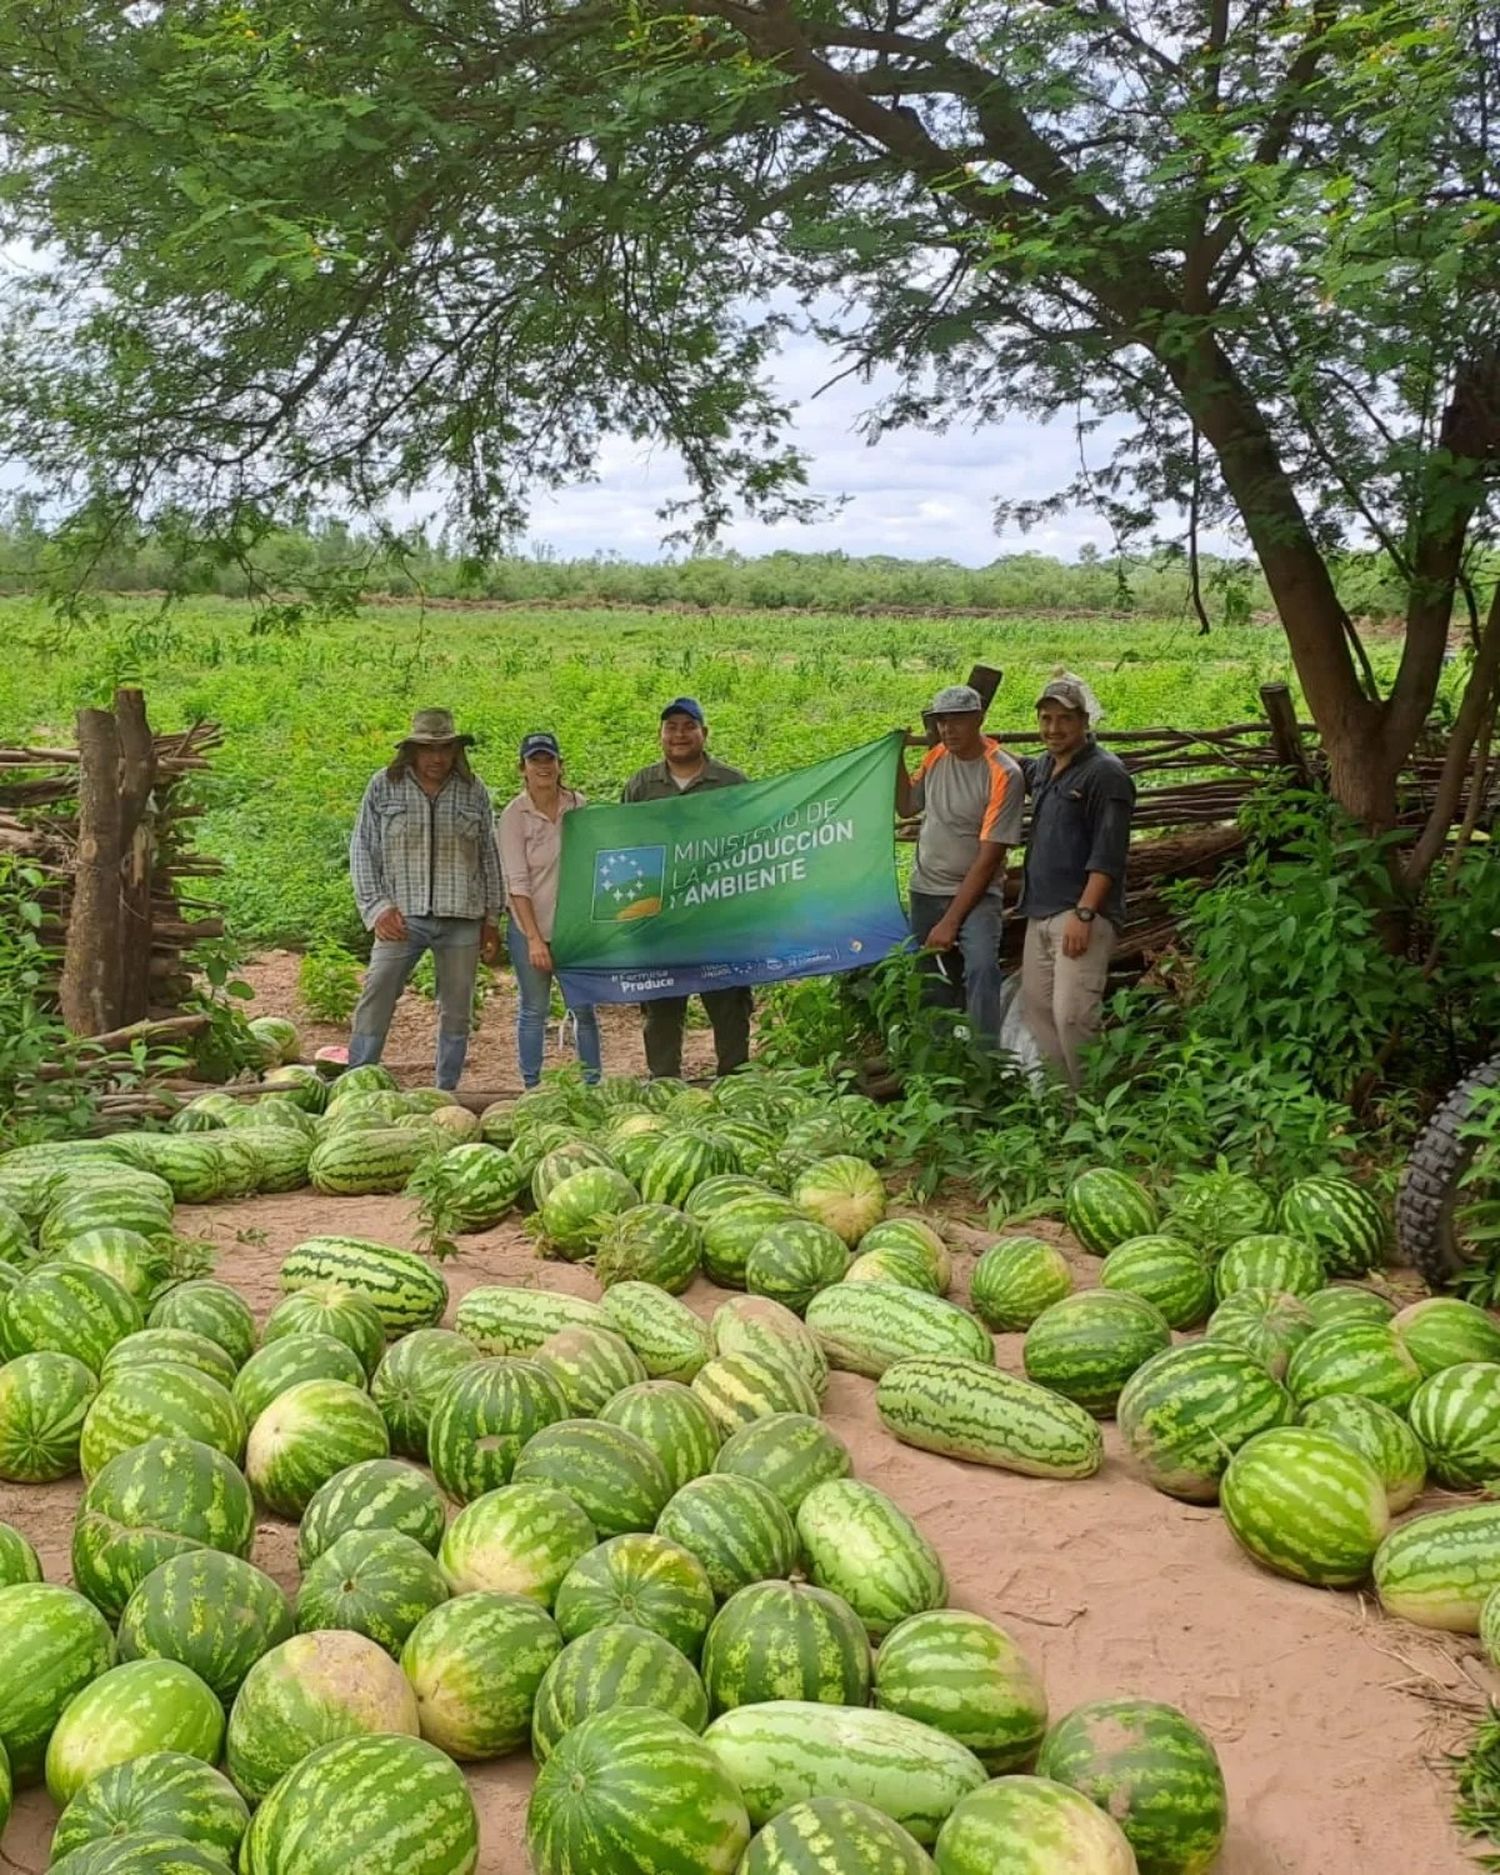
[1073,906,1097,923]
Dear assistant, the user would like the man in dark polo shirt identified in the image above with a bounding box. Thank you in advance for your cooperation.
[1018,676,1136,1086]
[621,697,752,1080]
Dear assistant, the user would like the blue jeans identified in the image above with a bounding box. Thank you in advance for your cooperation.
[348,915,481,1090]
[909,890,1005,1051]
[507,920,602,1088]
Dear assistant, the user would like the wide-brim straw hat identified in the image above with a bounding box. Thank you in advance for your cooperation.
[398,708,475,748]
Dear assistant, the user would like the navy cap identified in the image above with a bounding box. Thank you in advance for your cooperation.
[519,731,561,760]
[660,697,705,725]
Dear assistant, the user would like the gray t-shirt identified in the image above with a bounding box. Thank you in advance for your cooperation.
[910,740,1025,898]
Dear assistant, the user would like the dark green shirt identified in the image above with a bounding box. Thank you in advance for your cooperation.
[620,756,748,803]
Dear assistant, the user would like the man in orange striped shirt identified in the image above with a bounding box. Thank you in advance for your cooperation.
[896,684,1024,1051]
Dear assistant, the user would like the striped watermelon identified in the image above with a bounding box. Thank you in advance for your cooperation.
[790,1157,887,1247]
[1276,1176,1388,1276]
[1116,1341,1293,1502]
[1036,1698,1227,1875]
[0,1519,41,1587]
[712,1296,829,1401]
[797,1480,946,1638]
[640,1131,742,1208]
[326,1065,399,1102]
[1098,1236,1212,1330]
[45,1659,224,1807]
[1482,1585,1500,1669]
[50,1752,248,1867]
[534,1324,647,1416]
[685,1178,783,1220]
[856,1219,950,1290]
[599,1285,713,1383]
[704,1701,985,1844]
[240,1732,478,1875]
[845,1247,944,1294]
[80,1362,245,1480]
[52,1228,171,1308]
[0,1196,35,1266]
[1219,1425,1389,1586]
[1304,1285,1396,1331]
[531,1140,619,1209]
[118,1551,294,1702]
[123,1137,232,1203]
[426,1142,527,1231]
[309,1128,435,1196]
[1299,1395,1427,1512]
[280,1238,448,1334]
[1213,1234,1324,1302]
[1373,1500,1500,1631]
[600,1380,724,1492]
[874,1610,1046,1774]
[263,1289,386,1380]
[746,1218,850,1315]
[1064,1169,1158,1254]
[295,1529,449,1657]
[933,1774,1135,1873]
[427,1358,569,1503]
[233,1334,368,1425]
[148,1283,256,1367]
[713,1413,852,1513]
[1407,1362,1500,1488]
[221,1130,312,1195]
[74,1437,256,1622]
[225,1629,420,1803]
[298,1459,447,1567]
[0,1263,143,1371]
[528,1707,750,1875]
[40,1188,173,1256]
[553,1533,717,1659]
[1204,1289,1315,1379]
[245,1379,391,1518]
[400,1589,562,1758]
[701,1198,806,1289]
[514,1417,673,1538]
[740,1797,936,1874]
[595,1205,704,1295]
[0,1582,116,1783]
[532,1621,709,1761]
[438,1482,597,1603]
[656,1473,798,1601]
[876,1357,1103,1482]
[702,1581,871,1715]
[104,1329,239,1391]
[370,1329,482,1456]
[452,1285,608,1356]
[0,1350,97,1481]
[969,1239,1072,1333]
[805,1285,993,1380]
[1283,1323,1421,1413]
[692,1350,823,1435]
[1022,1290,1171,1417]
[540,1167,641,1260]
[1394,1297,1500,1376]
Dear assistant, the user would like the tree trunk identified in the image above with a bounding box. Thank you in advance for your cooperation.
[58,708,124,1036]
[115,687,157,1024]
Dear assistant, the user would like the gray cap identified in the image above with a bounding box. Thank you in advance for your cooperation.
[1035,678,1089,713]
[928,684,985,715]
[399,708,474,747]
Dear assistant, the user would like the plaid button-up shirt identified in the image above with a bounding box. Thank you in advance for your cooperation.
[350,768,504,930]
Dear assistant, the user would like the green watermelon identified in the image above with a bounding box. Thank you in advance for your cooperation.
[298,1458,447,1567]
[702,1581,871,1715]
[1481,1584,1500,1670]
[1098,1236,1212,1330]
[233,1334,369,1426]
[263,1288,386,1379]
[1284,1323,1421,1414]
[532,1621,708,1761]
[598,1284,713,1382]
[51,1228,171,1308]
[1212,1234,1324,1302]
[118,1550,294,1702]
[1373,1500,1500,1632]
[424,1143,526,1231]
[0,1350,97,1481]
[595,1204,704,1294]
[531,1140,619,1209]
[326,1065,400,1102]
[746,1218,850,1315]
[932,1774,1135,1873]
[540,1167,641,1261]
[438,1482,597,1603]
[295,1529,449,1657]
[856,1219,950,1290]
[692,1350,823,1435]
[0,1196,34,1267]
[1304,1285,1396,1331]
[712,1296,829,1401]
[452,1285,608,1356]
[1219,1425,1389,1586]
[874,1609,1046,1774]
[149,1282,257,1367]
[790,1156,887,1247]
[40,1188,173,1256]
[80,1362,245,1480]
[1276,1176,1388,1276]
[969,1239,1072,1333]
[553,1533,717,1659]
[103,1329,239,1391]
[845,1247,944,1294]
[279,1237,448,1334]
[1064,1169,1158,1254]
[1022,1290,1171,1417]
[1204,1288,1315,1379]
[0,1582,116,1783]
[308,1128,436,1197]
[1116,1341,1294,1503]
[0,1263,143,1371]
[0,1519,41,1587]
[426,1358,569,1503]
[640,1131,742,1208]
[805,1286,993,1381]
[50,1752,248,1867]
[797,1480,946,1638]
[600,1379,724,1492]
[245,1379,390,1518]
[45,1658,225,1807]
[533,1324,647,1416]
[400,1589,562,1758]
[370,1329,483,1456]
[700,1197,805,1289]
[1394,1297,1500,1377]
[656,1473,799,1601]
[1407,1362,1500,1489]
[712,1412,852,1512]
[1299,1394,1427,1512]
[740,1797,936,1874]
[48,1830,232,1872]
[875,1357,1104,1481]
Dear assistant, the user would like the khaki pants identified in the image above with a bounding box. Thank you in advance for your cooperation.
[1021,912,1116,1087]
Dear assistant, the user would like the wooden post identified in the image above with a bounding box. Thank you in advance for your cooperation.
[1259,682,1313,784]
[923,663,1004,745]
[59,708,124,1036]
[115,688,157,1024]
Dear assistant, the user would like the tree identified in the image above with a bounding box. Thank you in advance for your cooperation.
[0,0,1496,853]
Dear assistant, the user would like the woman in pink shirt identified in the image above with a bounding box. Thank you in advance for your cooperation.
[496,733,603,1087]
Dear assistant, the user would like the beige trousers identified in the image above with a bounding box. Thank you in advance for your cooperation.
[1021,912,1116,1087]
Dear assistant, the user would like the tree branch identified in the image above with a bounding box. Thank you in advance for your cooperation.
[1403,572,1500,887]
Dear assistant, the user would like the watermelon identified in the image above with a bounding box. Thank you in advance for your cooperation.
[1116,1341,1294,1503]
[805,1285,993,1381]
[295,1529,449,1657]
[701,1197,805,1289]
[280,1237,448,1334]
[969,1239,1072,1333]
[239,1733,478,1875]
[225,1629,420,1803]
[104,1329,240,1391]
[532,1621,709,1761]
[424,1142,526,1231]
[118,1550,294,1702]
[1299,1394,1427,1512]
[452,1284,608,1356]
[427,1358,569,1503]
[553,1533,717,1659]
[309,1128,436,1196]
[1162,1168,1276,1255]
[1064,1168,1158,1254]
[746,1218,850,1314]
[1407,1362,1500,1488]
[1276,1175,1388,1275]
[45,1659,225,1807]
[50,1753,248,1867]
[219,1131,312,1196]
[540,1167,641,1260]
[0,1349,97,1481]
[52,1228,171,1307]
[264,1064,327,1111]
[48,1831,231,1873]
[692,1350,823,1435]
[1481,1584,1500,1669]
[876,1357,1104,1481]
[797,1480,946,1638]
[1212,1234,1324,1302]
[857,1219,950,1290]
[122,1139,232,1205]
[704,1701,985,1844]
[600,1379,724,1492]
[595,1204,704,1294]
[149,1282,257,1367]
[712,1296,829,1401]
[607,1127,676,1188]
[73,1436,256,1622]
[1394,1297,1500,1377]
[846,1247,944,1294]
[400,1589,562,1758]
[370,1329,482,1456]
[702,1580,872,1715]
[1304,1285,1396,1331]
[0,1582,116,1783]
[534,1324,647,1416]
[0,1519,41,1587]
[80,1362,245,1480]
[439,1482,597,1602]
[263,1289,386,1379]
[1098,1236,1212,1330]
[655,1472,798,1601]
[531,1140,620,1209]
[0,1263,143,1371]
[0,1196,34,1266]
[1283,1323,1422,1414]
[326,1064,400,1102]
[598,1284,713,1382]
[298,1459,447,1567]
[40,1188,173,1256]
[740,1797,936,1874]
[932,1774,1135,1873]
[1374,1500,1500,1631]
[713,1412,852,1513]
[640,1131,742,1208]
[1204,1288,1315,1379]
[788,1158,886,1248]
[1219,1425,1389,1586]
[233,1335,369,1426]
[527,1707,751,1875]
[1022,1290,1171,1417]
[245,1379,391,1519]
[874,1610,1046,1774]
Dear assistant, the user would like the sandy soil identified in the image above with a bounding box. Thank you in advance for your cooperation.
[0,1178,1485,1875]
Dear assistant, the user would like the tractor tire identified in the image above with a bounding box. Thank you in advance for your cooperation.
[1398,1054,1500,1287]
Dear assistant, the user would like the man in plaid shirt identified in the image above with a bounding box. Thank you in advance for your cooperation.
[347,708,503,1089]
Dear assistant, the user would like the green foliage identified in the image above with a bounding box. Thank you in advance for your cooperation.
[1453,1086,1500,1309]
[1453,1706,1500,1868]
[298,944,363,1024]
[0,858,96,1144]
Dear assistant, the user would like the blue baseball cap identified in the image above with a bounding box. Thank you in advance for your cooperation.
[519,731,561,760]
[660,697,705,724]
